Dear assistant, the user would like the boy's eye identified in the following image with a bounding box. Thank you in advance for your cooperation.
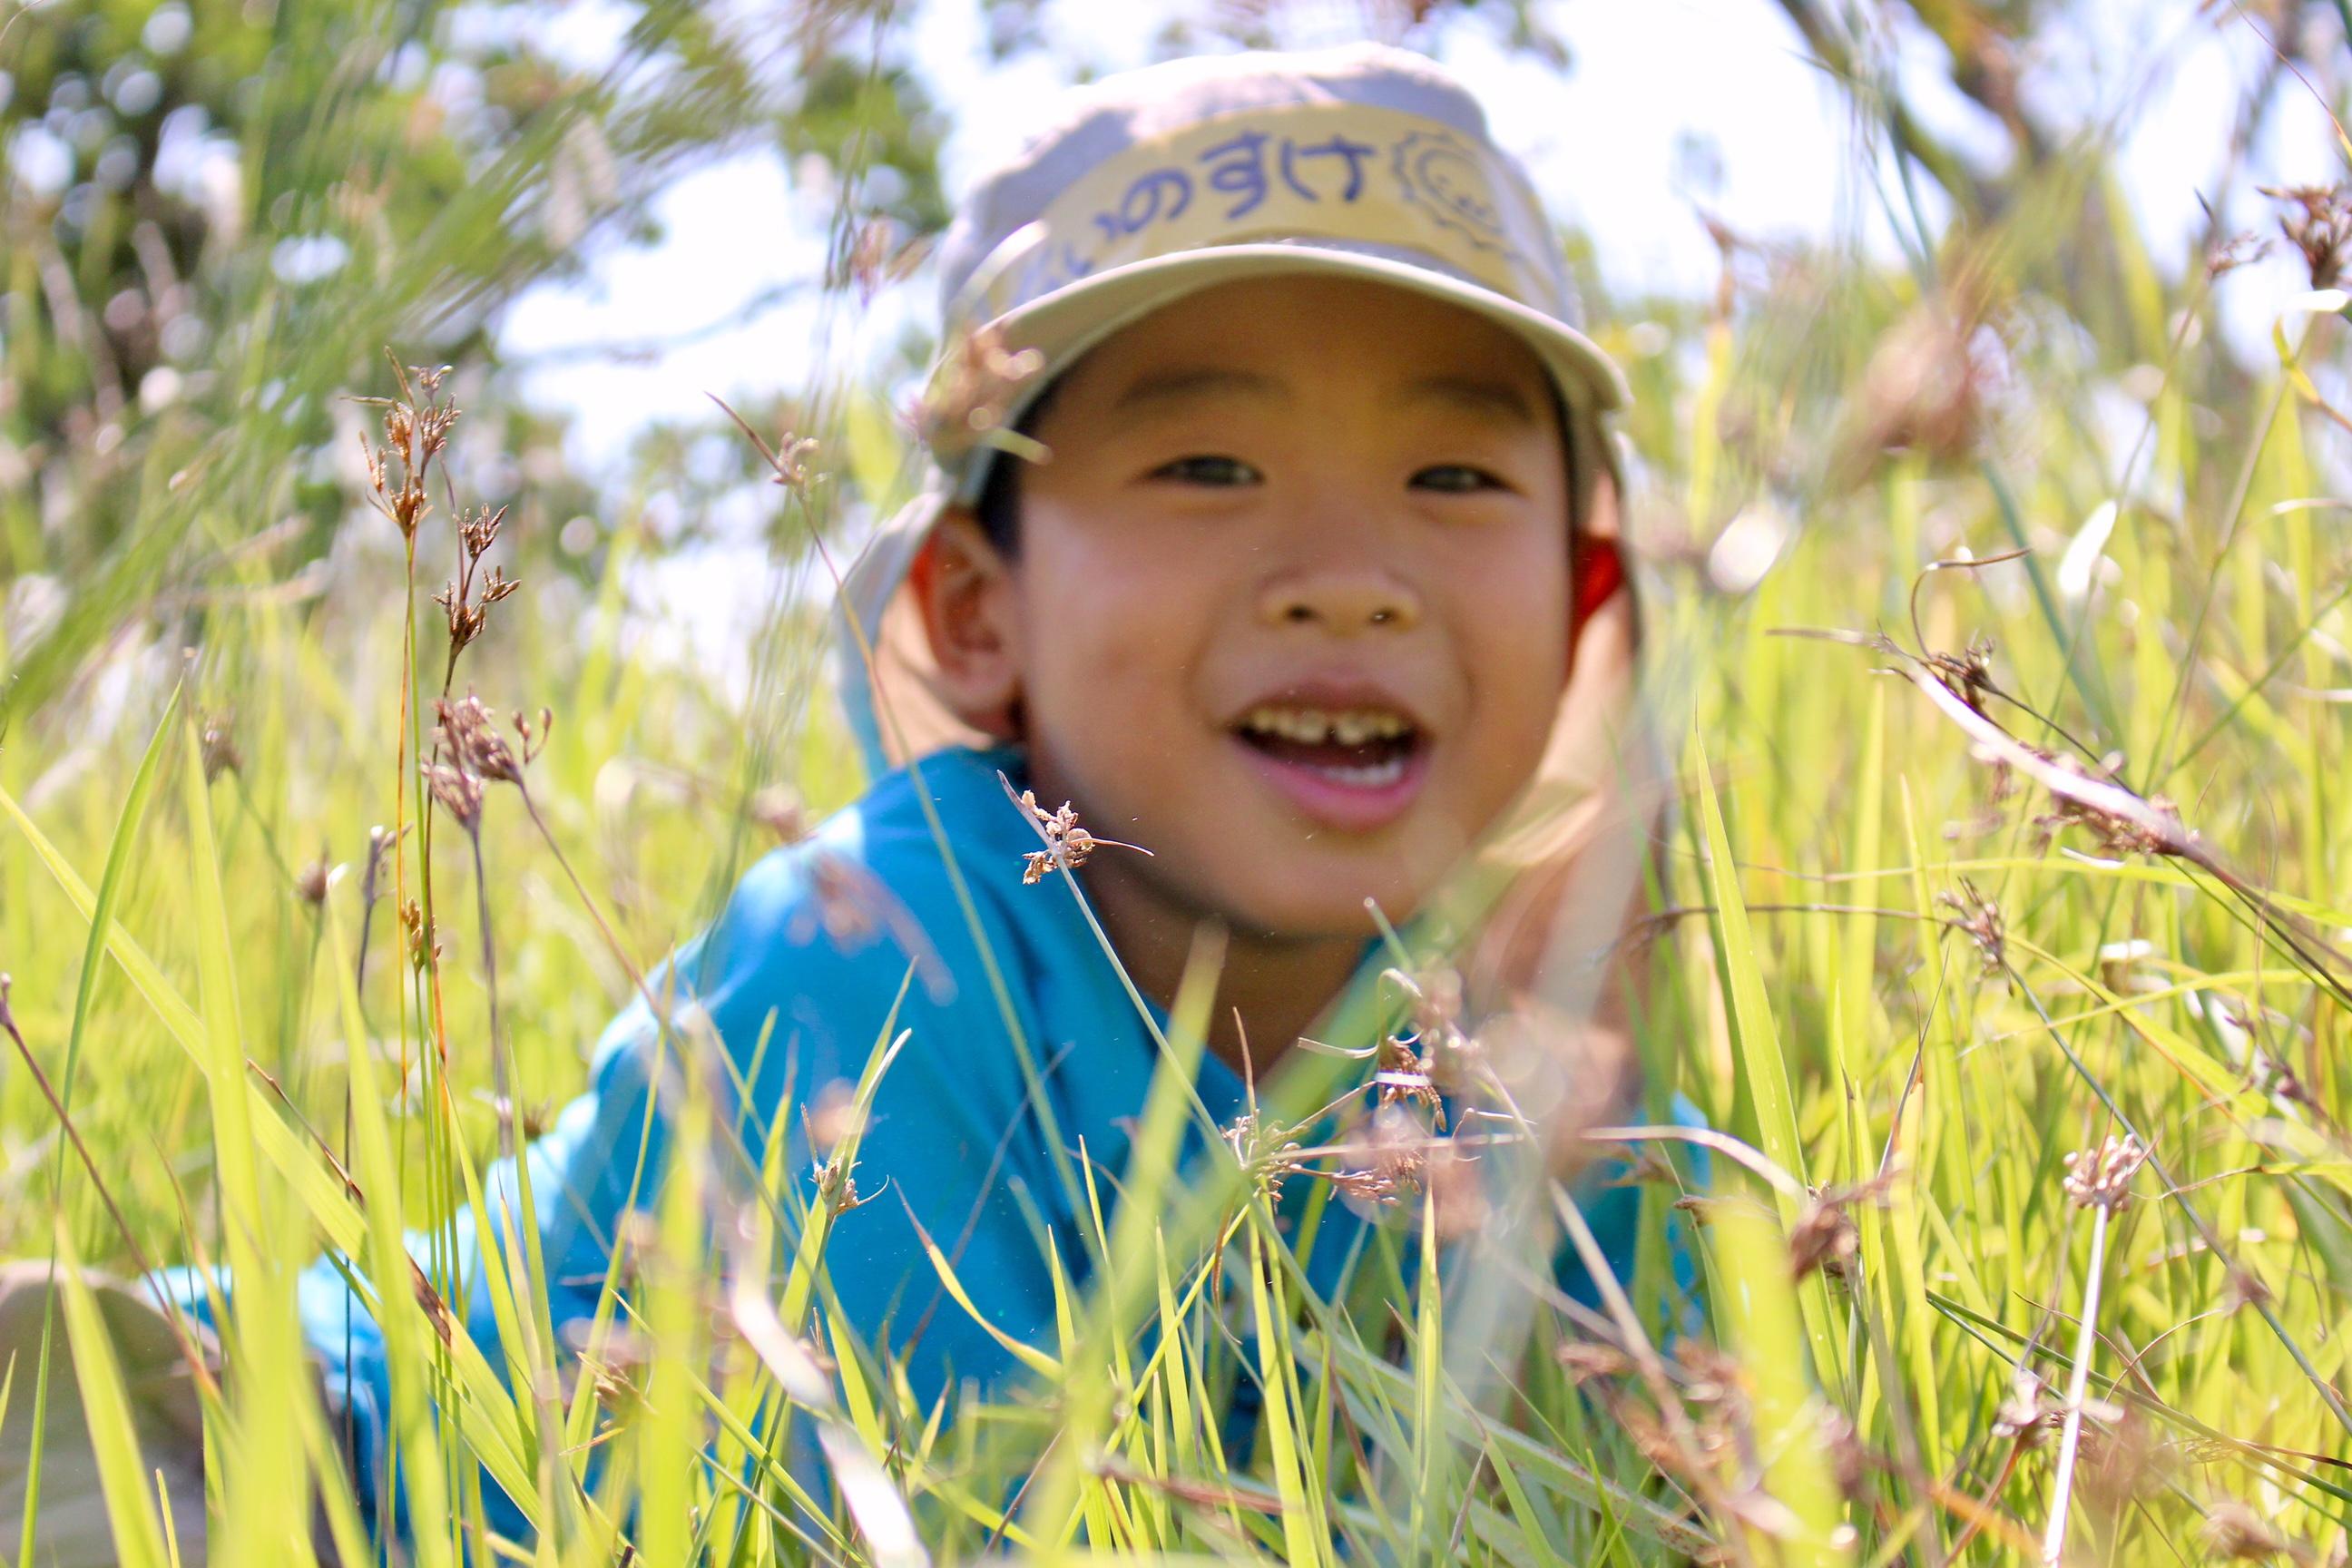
[1410,464,1506,495]
[1151,455,1261,486]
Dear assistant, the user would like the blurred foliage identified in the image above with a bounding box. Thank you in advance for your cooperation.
[0,0,957,724]
[3,0,2352,1563]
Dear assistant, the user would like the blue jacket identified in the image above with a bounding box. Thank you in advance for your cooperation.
[165,743,1699,1538]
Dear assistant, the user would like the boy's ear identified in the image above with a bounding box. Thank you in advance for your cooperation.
[909,508,1024,743]
[1566,471,1629,671]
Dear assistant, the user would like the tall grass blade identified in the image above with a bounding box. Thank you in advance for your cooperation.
[49,1225,167,1568]
[12,681,181,1567]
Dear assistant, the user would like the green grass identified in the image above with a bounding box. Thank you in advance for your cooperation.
[6,6,2352,1564]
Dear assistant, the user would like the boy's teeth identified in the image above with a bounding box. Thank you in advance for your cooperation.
[1241,706,1411,743]
[1308,754,1407,789]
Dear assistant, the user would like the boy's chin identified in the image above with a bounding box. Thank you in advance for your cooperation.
[1200,863,1436,946]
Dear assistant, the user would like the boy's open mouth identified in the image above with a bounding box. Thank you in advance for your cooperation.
[1230,703,1427,800]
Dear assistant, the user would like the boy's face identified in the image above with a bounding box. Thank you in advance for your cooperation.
[935,274,1576,942]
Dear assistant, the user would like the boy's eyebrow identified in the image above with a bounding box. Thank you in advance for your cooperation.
[1395,374,1544,429]
[1108,367,1290,414]
[1105,368,1543,427]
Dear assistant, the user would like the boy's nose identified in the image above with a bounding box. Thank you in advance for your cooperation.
[1258,569,1424,634]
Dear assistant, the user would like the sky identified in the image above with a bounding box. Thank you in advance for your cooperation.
[496,0,2346,464]
[485,0,2347,690]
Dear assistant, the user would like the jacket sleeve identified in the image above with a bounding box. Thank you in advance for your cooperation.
[276,838,902,1541]
[1551,1091,1712,1332]
[272,812,1061,1542]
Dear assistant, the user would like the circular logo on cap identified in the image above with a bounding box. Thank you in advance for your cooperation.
[1391,130,1518,259]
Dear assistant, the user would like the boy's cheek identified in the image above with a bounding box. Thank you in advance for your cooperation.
[1018,580,1225,753]
[1021,622,1191,752]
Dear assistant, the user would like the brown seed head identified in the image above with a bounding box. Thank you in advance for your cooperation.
[1671,1192,1733,1225]
[1394,965,1466,1043]
[1937,878,2006,976]
[433,579,474,649]
[1326,1164,1401,1205]
[1613,1401,1698,1479]
[1017,792,1094,880]
[456,504,507,563]
[2206,230,2272,281]
[568,1324,652,1420]
[2224,1264,2275,1313]
[1372,1030,1443,1120]
[422,759,484,830]
[1327,1103,1440,1216]
[1423,1136,1487,1240]
[748,785,805,844]
[480,1092,554,1143]
[1380,965,1478,1093]
[2077,1406,2172,1516]
[357,428,387,495]
[770,433,822,501]
[1002,774,1152,884]
[400,898,441,974]
[356,359,460,541]
[360,824,408,908]
[1838,301,1996,480]
[295,850,332,907]
[2062,1133,2147,1212]
[199,710,242,783]
[1817,1405,1867,1500]
[1222,1109,1304,1205]
[1553,1339,1632,1384]
[2200,1501,2292,1562]
[1925,633,1997,716]
[2260,182,2352,291]
[514,706,554,767]
[1993,1366,2060,1447]
[842,215,929,305]
[916,324,1046,459]
[812,1147,877,1216]
[435,564,520,660]
[433,694,521,787]
[1675,1338,1752,1416]
[805,852,882,946]
[381,402,415,466]
[2031,754,2190,859]
[784,849,953,1001]
[1788,1195,1862,1284]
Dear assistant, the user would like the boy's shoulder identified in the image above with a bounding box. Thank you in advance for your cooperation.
[834,742,1038,867]
[664,743,1112,1076]
[713,742,1037,962]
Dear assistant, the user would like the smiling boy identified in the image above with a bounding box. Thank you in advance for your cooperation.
[5,41,1690,1562]
[774,36,1678,1410]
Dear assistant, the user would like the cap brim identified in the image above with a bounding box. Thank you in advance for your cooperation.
[949,241,1629,505]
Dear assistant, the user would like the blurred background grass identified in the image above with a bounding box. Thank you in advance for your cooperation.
[4,0,2352,1563]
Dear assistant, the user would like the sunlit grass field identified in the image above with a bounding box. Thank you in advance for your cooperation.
[5,5,2352,1563]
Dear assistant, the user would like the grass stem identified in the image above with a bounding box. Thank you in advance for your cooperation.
[2042,1200,2112,1565]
